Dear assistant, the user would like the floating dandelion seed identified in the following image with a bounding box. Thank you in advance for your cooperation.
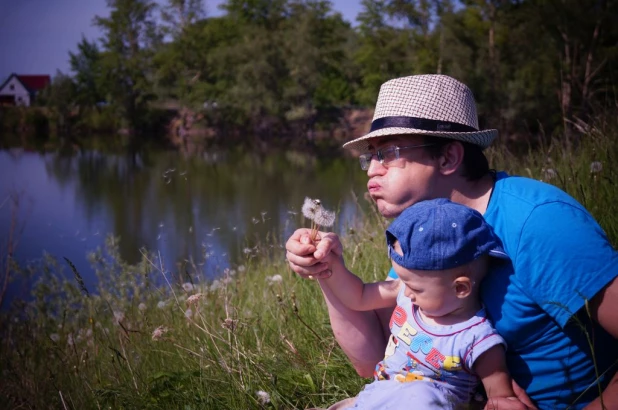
[301,197,335,242]
[256,390,271,405]
[590,161,602,173]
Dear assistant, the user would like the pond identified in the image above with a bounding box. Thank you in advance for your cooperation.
[0,147,371,306]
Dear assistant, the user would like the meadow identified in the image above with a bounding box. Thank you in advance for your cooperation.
[1,123,617,409]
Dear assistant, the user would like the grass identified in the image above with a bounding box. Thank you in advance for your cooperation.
[1,122,617,409]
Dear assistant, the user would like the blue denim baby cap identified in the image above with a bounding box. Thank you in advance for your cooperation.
[385,198,508,270]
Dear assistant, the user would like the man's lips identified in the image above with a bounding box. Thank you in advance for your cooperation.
[367,181,381,193]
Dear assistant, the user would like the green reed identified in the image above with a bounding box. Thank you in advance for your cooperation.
[0,124,616,409]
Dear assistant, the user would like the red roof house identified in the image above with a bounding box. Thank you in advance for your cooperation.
[0,73,51,107]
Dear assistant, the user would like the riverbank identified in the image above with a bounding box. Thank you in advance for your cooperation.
[1,124,616,409]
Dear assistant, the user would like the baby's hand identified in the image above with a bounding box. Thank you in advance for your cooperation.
[484,396,532,410]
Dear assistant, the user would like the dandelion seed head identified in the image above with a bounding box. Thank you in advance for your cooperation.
[67,334,75,346]
[157,300,167,309]
[543,168,557,180]
[113,311,125,324]
[238,265,246,272]
[267,274,283,285]
[138,303,147,312]
[302,197,321,220]
[184,308,193,319]
[315,209,336,228]
[182,282,194,292]
[590,161,603,173]
[210,280,221,292]
[50,333,60,342]
[256,390,271,404]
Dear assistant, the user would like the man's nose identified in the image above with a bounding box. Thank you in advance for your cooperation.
[366,156,386,176]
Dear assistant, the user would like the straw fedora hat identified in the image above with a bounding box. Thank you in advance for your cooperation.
[343,74,498,152]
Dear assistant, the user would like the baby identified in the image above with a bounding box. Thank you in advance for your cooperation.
[320,198,526,409]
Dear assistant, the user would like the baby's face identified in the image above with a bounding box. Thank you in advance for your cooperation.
[394,264,462,319]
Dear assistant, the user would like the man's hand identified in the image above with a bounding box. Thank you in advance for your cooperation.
[484,397,530,410]
[285,228,343,280]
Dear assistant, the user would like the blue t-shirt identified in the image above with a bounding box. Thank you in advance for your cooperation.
[388,172,618,409]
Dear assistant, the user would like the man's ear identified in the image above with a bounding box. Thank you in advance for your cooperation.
[453,277,472,298]
[439,142,464,176]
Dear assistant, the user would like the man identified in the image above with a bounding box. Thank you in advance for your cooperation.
[285,75,618,409]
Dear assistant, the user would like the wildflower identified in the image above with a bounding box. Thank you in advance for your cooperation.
[151,326,168,341]
[543,168,557,181]
[50,333,60,342]
[138,303,147,312]
[184,308,193,319]
[113,311,125,324]
[157,300,167,309]
[221,318,238,331]
[186,293,204,305]
[182,282,194,292]
[256,390,271,405]
[301,197,336,242]
[590,161,602,173]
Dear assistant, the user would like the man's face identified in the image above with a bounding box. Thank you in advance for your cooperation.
[364,135,442,219]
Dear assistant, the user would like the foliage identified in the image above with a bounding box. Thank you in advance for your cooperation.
[1,122,617,408]
[17,0,618,148]
[93,0,161,135]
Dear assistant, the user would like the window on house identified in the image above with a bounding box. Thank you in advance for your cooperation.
[10,84,14,90]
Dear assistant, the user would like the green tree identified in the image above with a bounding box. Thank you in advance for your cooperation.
[69,37,104,108]
[283,0,355,131]
[39,71,78,136]
[93,0,160,135]
[355,0,411,105]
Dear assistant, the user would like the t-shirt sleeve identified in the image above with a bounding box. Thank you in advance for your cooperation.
[463,325,506,372]
[515,201,618,327]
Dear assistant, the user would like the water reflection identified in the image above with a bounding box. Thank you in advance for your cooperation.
[0,148,369,302]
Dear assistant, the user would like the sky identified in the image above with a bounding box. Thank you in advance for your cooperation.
[0,0,364,84]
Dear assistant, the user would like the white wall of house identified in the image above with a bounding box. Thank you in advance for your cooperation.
[0,76,31,106]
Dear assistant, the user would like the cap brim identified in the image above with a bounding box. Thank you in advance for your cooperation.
[488,248,509,260]
[342,127,498,152]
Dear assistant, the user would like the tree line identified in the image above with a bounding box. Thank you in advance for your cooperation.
[38,0,618,148]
